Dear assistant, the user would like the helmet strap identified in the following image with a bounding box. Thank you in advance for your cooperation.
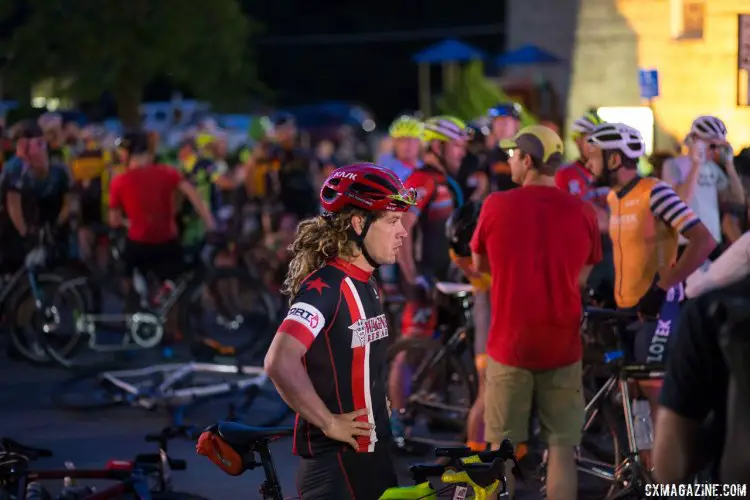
[601,150,622,186]
[348,213,380,269]
[427,142,448,174]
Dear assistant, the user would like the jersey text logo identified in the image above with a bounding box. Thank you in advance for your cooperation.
[285,301,326,337]
[646,319,671,363]
[350,314,389,348]
[289,307,320,329]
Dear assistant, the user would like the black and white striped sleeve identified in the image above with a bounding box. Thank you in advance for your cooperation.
[649,181,700,234]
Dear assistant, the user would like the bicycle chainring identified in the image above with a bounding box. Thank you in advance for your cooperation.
[129,312,164,348]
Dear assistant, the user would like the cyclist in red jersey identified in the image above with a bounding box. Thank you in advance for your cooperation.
[108,130,216,283]
[555,111,605,200]
[389,116,468,444]
[264,163,416,499]
[397,116,468,337]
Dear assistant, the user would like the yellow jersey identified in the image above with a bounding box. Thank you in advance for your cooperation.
[71,147,112,181]
[607,176,699,308]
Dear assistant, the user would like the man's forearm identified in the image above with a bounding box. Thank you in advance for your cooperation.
[268,358,333,430]
[660,238,715,289]
[397,240,418,284]
[725,166,745,204]
[673,165,700,203]
[8,206,27,236]
[56,196,71,225]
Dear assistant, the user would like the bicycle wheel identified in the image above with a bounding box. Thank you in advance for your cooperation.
[388,337,477,433]
[150,493,212,500]
[579,373,621,499]
[179,267,277,360]
[7,273,87,365]
[51,369,129,410]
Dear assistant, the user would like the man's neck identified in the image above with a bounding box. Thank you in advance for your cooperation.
[343,254,374,273]
[523,172,556,187]
[26,164,49,179]
[614,170,639,192]
[423,154,447,175]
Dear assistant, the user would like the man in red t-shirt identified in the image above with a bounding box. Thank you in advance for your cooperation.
[471,125,601,500]
[109,130,216,281]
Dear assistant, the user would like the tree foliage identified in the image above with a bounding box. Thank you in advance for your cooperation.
[0,0,258,126]
[437,60,537,126]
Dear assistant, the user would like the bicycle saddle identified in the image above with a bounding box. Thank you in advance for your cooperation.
[217,422,293,448]
[435,282,474,296]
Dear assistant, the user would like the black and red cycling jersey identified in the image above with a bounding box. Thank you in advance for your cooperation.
[555,159,609,209]
[404,165,463,280]
[278,258,392,457]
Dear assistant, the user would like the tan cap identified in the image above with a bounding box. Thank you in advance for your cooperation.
[500,124,564,168]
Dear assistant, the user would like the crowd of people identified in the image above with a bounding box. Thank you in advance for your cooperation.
[263,106,750,499]
[1,104,749,498]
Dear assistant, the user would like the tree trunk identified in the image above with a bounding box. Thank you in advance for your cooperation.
[114,80,143,128]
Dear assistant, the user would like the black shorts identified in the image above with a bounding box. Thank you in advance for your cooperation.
[76,179,103,226]
[297,442,397,500]
[122,239,182,281]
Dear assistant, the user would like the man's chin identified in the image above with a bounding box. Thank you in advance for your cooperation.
[377,255,397,266]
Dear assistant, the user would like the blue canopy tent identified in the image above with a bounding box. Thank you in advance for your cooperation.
[413,39,486,64]
[412,39,486,116]
[494,44,561,67]
[494,44,563,130]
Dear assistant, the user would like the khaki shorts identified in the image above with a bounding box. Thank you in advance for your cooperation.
[484,358,584,447]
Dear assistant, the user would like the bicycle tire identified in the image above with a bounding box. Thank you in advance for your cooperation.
[150,493,212,500]
[179,267,277,359]
[579,373,621,500]
[387,337,477,431]
[51,369,129,411]
[580,376,621,465]
[7,273,87,366]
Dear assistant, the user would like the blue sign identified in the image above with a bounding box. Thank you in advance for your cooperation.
[638,69,660,99]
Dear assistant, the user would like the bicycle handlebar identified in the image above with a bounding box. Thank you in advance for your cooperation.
[144,426,196,444]
[433,438,524,481]
[0,438,53,461]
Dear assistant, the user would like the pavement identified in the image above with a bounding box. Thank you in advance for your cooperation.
[0,337,616,500]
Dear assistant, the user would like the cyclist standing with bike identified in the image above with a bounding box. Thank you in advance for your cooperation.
[471,125,601,500]
[446,201,491,454]
[264,163,416,499]
[0,120,72,272]
[108,130,216,285]
[586,123,716,468]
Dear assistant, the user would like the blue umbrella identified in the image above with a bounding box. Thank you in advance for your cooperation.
[495,44,561,67]
[413,39,486,64]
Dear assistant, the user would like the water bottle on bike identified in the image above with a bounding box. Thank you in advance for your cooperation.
[631,399,654,450]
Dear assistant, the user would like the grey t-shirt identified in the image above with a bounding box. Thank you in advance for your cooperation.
[663,155,728,244]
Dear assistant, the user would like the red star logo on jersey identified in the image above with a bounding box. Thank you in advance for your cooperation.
[305,278,330,295]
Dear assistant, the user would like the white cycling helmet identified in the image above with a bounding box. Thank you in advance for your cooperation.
[690,115,727,141]
[587,123,646,160]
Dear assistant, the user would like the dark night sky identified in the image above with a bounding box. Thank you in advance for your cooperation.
[242,0,506,121]
[1,0,506,122]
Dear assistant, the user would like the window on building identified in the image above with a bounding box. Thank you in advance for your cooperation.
[671,0,705,39]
